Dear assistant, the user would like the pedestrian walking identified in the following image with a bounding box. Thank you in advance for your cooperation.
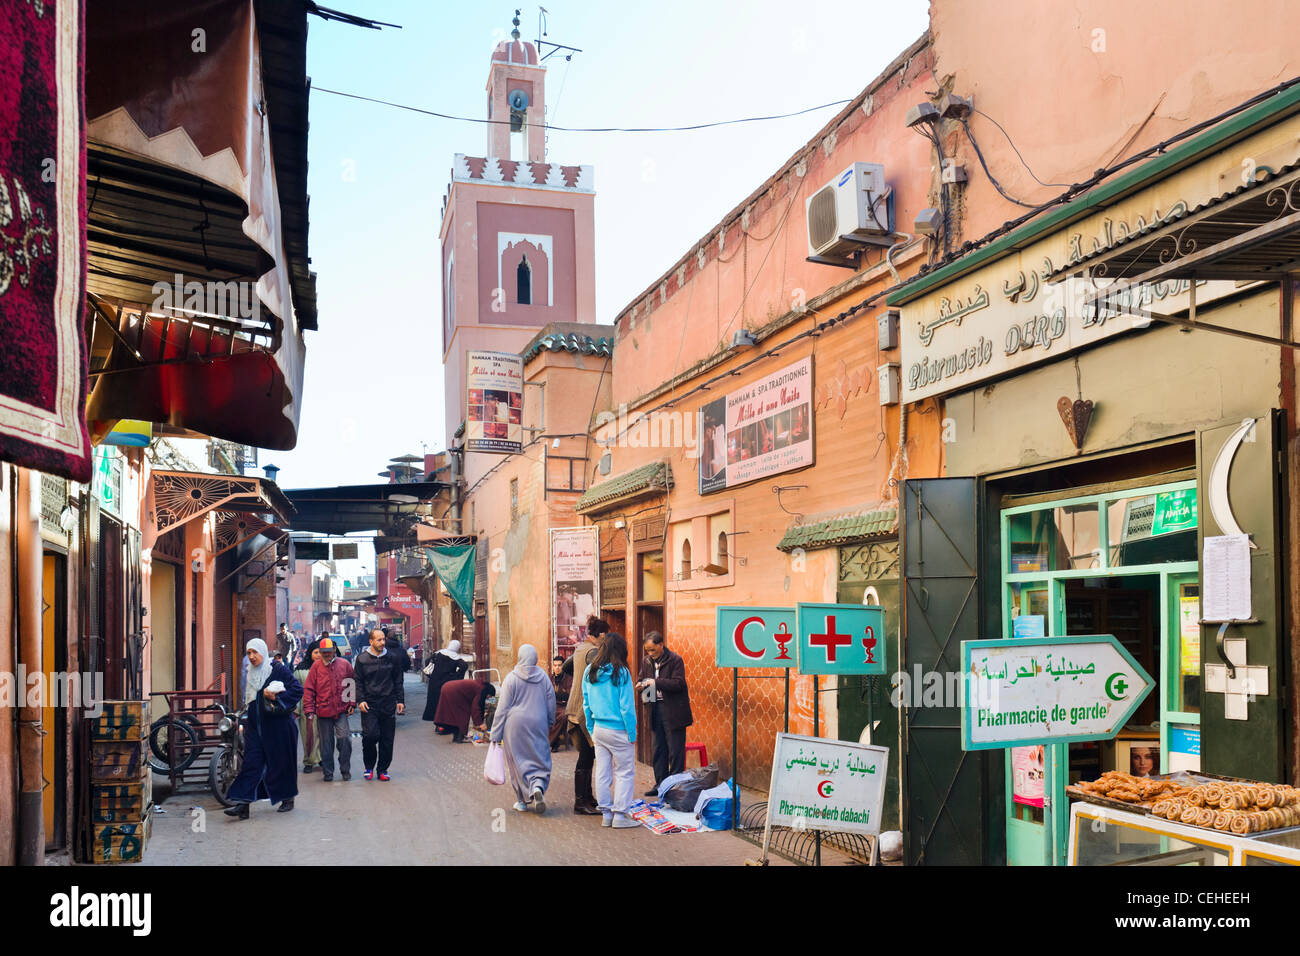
[303,636,355,782]
[276,622,292,661]
[353,628,406,781]
[560,616,606,814]
[489,644,556,814]
[422,639,470,723]
[636,631,694,795]
[386,632,411,672]
[549,655,571,752]
[294,639,322,774]
[224,637,302,819]
[582,631,639,829]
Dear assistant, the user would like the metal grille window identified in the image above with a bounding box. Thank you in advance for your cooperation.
[496,604,511,650]
[40,473,69,541]
[601,559,626,608]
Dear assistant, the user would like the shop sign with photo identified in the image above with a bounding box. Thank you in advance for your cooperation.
[960,634,1154,750]
[550,527,600,658]
[465,350,524,455]
[714,606,797,668]
[698,356,813,494]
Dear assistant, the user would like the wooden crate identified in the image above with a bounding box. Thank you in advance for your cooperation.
[88,699,150,742]
[91,815,151,864]
[90,739,146,783]
[91,774,153,823]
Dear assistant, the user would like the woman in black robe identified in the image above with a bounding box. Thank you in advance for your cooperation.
[421,640,470,722]
[225,638,303,819]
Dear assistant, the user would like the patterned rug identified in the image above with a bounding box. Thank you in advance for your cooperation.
[0,0,89,482]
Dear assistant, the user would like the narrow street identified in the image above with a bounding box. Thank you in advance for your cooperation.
[143,674,774,866]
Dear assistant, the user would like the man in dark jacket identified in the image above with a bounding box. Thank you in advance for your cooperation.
[353,629,405,780]
[636,631,693,795]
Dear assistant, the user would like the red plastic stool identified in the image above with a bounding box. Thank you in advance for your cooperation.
[685,742,708,768]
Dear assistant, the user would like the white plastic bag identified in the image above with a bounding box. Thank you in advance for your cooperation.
[483,742,506,785]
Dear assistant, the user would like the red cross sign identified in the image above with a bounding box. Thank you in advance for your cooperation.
[796,603,887,675]
[809,614,853,663]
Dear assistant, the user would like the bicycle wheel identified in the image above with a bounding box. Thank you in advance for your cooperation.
[208,743,242,807]
[147,716,200,774]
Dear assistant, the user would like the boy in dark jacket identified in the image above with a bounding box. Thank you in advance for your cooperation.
[353,629,406,780]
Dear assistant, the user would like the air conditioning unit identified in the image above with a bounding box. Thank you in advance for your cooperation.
[806,162,892,258]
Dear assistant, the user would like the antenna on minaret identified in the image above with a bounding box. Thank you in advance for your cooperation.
[534,6,582,62]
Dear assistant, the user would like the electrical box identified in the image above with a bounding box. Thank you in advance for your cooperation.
[878,309,900,351]
[878,363,901,406]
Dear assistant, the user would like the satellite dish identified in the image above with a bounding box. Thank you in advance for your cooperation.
[509,89,529,111]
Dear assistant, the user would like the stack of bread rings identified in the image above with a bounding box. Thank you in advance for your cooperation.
[1150,782,1300,833]
[1073,770,1191,804]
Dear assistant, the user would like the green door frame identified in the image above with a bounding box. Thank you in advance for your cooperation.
[999,479,1199,865]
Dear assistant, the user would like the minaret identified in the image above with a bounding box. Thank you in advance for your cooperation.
[437,14,596,485]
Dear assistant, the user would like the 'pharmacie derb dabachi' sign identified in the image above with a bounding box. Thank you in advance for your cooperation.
[698,356,814,494]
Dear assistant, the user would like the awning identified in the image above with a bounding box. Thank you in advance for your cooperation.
[283,482,450,535]
[143,469,293,551]
[82,0,316,450]
[0,0,91,481]
[424,546,475,619]
[776,504,898,553]
[574,460,673,515]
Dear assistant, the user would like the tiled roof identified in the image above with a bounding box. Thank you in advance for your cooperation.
[776,504,898,553]
[522,331,613,364]
[574,461,672,514]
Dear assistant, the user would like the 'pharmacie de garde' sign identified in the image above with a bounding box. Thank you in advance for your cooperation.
[895,130,1300,403]
[959,635,1154,750]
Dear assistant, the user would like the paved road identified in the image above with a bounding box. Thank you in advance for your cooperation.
[144,673,780,866]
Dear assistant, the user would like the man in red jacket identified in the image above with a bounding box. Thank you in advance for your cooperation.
[303,637,355,782]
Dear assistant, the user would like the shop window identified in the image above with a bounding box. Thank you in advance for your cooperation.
[639,551,664,602]
[1006,504,1100,574]
[680,539,692,580]
[517,257,532,305]
[1107,493,1196,566]
[496,604,511,651]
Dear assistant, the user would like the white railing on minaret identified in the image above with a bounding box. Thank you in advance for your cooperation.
[450,153,594,192]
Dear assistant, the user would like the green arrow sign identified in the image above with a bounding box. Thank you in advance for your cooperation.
[959,634,1154,751]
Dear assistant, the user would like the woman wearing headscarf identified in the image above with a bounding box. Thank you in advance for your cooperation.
[294,639,323,774]
[421,639,470,723]
[224,637,303,819]
[490,644,556,814]
[434,677,494,743]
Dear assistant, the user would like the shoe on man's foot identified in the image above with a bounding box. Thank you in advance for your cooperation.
[531,786,546,814]
[321,772,334,782]
[378,772,391,782]
[224,803,249,820]
[303,764,314,774]
[341,772,351,781]
[277,799,295,813]
[612,815,640,829]
[574,804,602,816]
[601,814,613,827]
[644,787,659,797]
[513,801,529,812]
[364,769,374,781]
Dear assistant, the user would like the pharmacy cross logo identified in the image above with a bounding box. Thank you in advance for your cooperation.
[809,615,852,663]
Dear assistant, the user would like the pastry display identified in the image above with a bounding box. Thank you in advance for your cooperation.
[1071,770,1191,805]
[1149,782,1300,833]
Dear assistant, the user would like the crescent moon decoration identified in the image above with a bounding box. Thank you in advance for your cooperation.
[1208,419,1258,549]
[732,616,766,660]
[817,780,834,798]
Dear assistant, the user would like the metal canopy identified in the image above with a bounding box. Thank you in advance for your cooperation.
[283,482,449,535]
[1051,164,1300,285]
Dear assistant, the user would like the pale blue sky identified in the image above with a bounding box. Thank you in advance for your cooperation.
[270,0,930,494]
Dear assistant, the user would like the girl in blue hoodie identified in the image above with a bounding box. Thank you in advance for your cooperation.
[582,632,639,828]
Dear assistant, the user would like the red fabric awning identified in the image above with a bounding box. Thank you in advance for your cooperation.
[83,0,307,450]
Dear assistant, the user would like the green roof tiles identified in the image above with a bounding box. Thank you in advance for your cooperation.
[522,331,614,364]
[776,505,898,552]
[574,461,672,514]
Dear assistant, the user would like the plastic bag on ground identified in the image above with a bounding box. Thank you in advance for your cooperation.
[693,779,734,815]
[662,764,719,812]
[654,770,694,798]
[483,742,506,785]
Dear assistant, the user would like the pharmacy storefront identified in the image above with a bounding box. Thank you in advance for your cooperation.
[890,90,1300,866]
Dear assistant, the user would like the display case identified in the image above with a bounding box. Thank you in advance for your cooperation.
[1068,801,1300,865]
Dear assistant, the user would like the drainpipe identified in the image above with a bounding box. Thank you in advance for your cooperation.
[14,467,44,864]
